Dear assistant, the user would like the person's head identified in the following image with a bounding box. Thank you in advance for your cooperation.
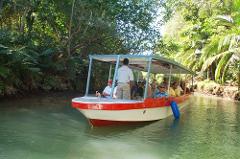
[123,58,129,65]
[137,81,141,86]
[107,79,112,86]
[158,84,166,93]
[151,79,157,88]
[180,81,185,87]
[172,81,179,89]
[163,77,168,83]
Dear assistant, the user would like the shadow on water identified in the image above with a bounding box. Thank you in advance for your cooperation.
[86,121,158,137]
[85,116,184,143]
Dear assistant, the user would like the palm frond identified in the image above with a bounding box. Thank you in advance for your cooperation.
[215,52,233,82]
[229,35,240,49]
[201,51,230,72]
[215,15,234,27]
[188,59,198,71]
[200,36,219,62]
[218,34,240,52]
[218,34,232,51]
[221,59,231,83]
[0,44,8,50]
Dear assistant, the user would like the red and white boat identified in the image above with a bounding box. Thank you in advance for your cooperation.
[72,54,193,126]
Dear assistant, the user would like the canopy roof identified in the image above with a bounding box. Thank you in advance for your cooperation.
[90,54,194,74]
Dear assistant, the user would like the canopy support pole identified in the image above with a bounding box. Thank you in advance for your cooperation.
[111,55,120,98]
[108,64,112,80]
[144,57,152,99]
[168,65,172,94]
[85,56,93,96]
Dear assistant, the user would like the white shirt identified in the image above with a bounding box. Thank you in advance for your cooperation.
[113,86,117,98]
[103,86,112,97]
[117,65,134,83]
[103,86,117,98]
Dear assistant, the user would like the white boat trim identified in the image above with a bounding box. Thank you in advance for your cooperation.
[76,101,189,122]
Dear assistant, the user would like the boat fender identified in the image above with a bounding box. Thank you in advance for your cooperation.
[170,101,180,119]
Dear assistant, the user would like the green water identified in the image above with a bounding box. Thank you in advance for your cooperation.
[0,93,240,159]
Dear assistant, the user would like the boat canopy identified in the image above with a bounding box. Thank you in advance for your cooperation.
[90,54,193,74]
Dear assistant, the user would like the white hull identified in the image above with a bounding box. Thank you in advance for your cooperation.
[77,102,187,122]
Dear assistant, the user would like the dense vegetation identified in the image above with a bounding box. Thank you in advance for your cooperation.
[155,0,240,89]
[1,0,239,97]
[0,0,162,96]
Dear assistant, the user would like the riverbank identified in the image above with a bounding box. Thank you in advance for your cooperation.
[0,90,82,102]
[195,80,240,101]
[1,80,239,102]
[193,92,240,103]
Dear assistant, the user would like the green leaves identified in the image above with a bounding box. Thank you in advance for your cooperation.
[214,51,233,83]
[157,0,240,84]
[0,0,163,96]
[0,66,10,79]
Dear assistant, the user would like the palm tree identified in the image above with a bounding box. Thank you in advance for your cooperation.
[200,14,240,84]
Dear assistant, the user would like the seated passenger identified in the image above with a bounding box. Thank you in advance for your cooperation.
[147,83,152,98]
[172,81,183,96]
[137,81,144,97]
[180,81,190,94]
[151,79,157,97]
[168,83,176,97]
[155,84,168,98]
[131,81,138,99]
[140,80,152,98]
[102,79,113,98]
[168,88,176,97]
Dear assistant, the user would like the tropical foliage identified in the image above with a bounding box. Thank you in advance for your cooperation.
[0,0,162,96]
[156,0,240,86]
[1,0,239,97]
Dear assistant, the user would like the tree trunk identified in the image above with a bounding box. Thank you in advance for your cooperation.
[211,63,216,80]
[26,10,34,34]
[68,0,75,57]
[19,15,25,33]
[238,71,240,91]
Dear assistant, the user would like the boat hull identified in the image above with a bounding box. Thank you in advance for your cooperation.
[72,95,190,126]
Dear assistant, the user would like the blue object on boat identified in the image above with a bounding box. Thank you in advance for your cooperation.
[170,101,180,119]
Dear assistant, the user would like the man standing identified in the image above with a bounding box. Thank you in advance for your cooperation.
[116,58,134,99]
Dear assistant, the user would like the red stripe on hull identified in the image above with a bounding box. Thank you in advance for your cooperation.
[72,95,190,110]
[89,119,157,127]
[72,101,145,110]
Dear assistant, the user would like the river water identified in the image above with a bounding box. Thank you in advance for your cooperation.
[0,93,240,159]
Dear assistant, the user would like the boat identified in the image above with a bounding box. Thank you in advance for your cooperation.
[72,54,194,126]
